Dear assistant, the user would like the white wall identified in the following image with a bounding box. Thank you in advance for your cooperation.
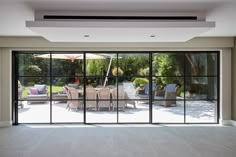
[232,38,236,121]
[0,36,234,126]
[220,49,232,121]
[0,48,12,127]
[0,49,2,124]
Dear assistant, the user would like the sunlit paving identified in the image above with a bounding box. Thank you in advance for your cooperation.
[18,100,216,123]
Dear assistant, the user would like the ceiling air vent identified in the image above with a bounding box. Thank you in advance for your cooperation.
[43,15,198,21]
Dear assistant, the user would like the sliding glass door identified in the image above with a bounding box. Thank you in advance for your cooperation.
[117,53,150,123]
[15,52,51,123]
[151,52,218,123]
[51,52,84,123]
[13,51,219,124]
[85,53,117,123]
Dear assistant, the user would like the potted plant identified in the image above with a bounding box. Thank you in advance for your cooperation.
[112,66,124,85]
[112,66,124,77]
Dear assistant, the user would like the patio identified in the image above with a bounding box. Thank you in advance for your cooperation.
[18,100,216,123]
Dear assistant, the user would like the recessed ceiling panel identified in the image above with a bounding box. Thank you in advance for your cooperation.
[26,20,215,42]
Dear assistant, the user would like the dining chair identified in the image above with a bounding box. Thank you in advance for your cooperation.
[98,88,111,111]
[86,88,97,110]
[112,88,126,111]
[67,87,83,111]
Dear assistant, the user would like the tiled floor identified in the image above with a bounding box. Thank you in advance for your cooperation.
[0,125,235,157]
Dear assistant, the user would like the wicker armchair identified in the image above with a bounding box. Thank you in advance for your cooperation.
[137,82,158,99]
[155,84,178,107]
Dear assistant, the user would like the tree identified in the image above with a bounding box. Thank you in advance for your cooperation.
[152,54,183,90]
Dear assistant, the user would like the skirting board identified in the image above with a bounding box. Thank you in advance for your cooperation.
[1,120,235,127]
[0,121,12,127]
[221,120,236,127]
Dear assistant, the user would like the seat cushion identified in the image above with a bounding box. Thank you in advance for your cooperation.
[29,87,39,95]
[138,94,149,98]
[53,93,67,99]
[67,83,79,89]
[144,83,157,95]
[34,84,47,94]
[27,94,48,98]
[165,84,176,92]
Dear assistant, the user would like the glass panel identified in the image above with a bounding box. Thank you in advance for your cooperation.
[85,76,116,89]
[51,53,84,76]
[85,76,117,123]
[51,77,84,101]
[85,77,116,100]
[118,99,149,123]
[153,77,184,101]
[85,100,117,123]
[117,77,149,123]
[152,53,184,76]
[185,53,218,76]
[186,100,217,123]
[18,101,50,123]
[18,77,50,100]
[119,76,149,100]
[17,53,50,76]
[118,53,149,77]
[86,53,116,77]
[152,101,184,123]
[185,77,217,99]
[52,100,84,123]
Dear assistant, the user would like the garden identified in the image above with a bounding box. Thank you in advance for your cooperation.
[17,53,216,99]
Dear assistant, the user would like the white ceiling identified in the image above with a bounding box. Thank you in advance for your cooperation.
[26,21,215,42]
[0,0,236,39]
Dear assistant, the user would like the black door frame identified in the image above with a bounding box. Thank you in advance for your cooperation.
[12,51,220,125]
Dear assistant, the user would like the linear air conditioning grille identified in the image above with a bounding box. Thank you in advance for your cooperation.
[43,15,198,20]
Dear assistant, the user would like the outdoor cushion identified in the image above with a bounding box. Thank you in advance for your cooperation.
[165,84,176,92]
[34,84,47,94]
[144,83,157,95]
[67,83,79,89]
[27,94,48,98]
[29,87,38,95]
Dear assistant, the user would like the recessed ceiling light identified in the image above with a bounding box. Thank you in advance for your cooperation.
[150,35,156,37]
[84,35,90,37]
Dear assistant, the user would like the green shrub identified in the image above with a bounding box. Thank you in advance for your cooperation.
[133,78,149,88]
[131,77,136,82]
[19,65,42,76]
[176,85,183,96]
[138,67,149,76]
[27,82,35,86]
[56,81,65,86]
[19,65,42,84]
[152,54,183,89]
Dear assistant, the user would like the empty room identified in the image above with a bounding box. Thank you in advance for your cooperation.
[0,0,236,157]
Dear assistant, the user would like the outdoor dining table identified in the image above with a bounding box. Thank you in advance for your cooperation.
[77,88,136,109]
[77,88,107,95]
[77,88,117,97]
[77,88,128,96]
